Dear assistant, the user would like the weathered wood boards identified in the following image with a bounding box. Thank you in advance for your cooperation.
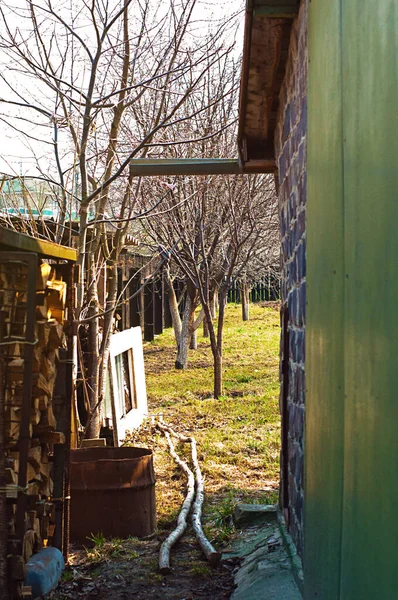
[238,1,296,165]
[0,258,69,598]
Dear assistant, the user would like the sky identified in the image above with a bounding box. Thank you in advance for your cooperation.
[0,0,244,178]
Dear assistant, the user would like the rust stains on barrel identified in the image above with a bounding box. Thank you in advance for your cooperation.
[70,447,156,543]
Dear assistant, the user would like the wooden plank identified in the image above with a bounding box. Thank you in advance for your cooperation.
[253,6,298,18]
[143,281,155,342]
[251,0,299,17]
[340,1,398,598]
[0,227,77,261]
[253,0,298,5]
[305,0,345,598]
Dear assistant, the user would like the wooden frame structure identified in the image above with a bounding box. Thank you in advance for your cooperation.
[106,327,148,446]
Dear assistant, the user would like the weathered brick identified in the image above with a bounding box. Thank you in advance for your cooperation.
[283,103,291,143]
[297,209,306,240]
[296,238,306,280]
[295,451,304,489]
[298,141,306,175]
[275,0,308,560]
[295,490,304,525]
[290,190,298,222]
[299,170,307,205]
[295,330,304,362]
[290,99,297,129]
[296,367,305,402]
[280,214,286,238]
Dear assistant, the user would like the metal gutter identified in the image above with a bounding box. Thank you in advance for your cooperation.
[129,158,275,176]
[0,226,77,261]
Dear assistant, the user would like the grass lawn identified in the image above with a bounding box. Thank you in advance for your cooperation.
[125,302,281,546]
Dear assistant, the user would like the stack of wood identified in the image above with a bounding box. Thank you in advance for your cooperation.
[0,260,68,597]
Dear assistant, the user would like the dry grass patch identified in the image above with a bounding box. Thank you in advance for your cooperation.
[124,302,281,546]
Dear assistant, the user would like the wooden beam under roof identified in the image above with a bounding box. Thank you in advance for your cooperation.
[129,158,275,176]
[251,0,299,18]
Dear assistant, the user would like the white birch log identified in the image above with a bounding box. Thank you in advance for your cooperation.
[157,422,220,566]
[190,437,221,566]
[158,429,195,574]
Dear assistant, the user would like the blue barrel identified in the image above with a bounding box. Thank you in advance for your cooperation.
[25,547,64,598]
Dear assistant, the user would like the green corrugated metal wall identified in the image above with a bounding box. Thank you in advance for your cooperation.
[305,1,398,598]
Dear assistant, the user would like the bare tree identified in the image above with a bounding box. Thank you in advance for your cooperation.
[0,0,240,435]
[142,170,277,396]
[138,59,278,395]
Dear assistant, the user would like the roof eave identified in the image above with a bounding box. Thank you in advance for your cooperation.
[237,1,300,171]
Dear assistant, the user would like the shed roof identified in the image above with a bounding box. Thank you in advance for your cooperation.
[237,0,299,170]
[0,226,77,261]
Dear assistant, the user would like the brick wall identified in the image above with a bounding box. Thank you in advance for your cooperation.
[274,0,308,558]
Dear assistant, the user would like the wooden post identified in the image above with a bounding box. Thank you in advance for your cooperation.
[242,283,250,321]
[154,277,164,336]
[144,280,155,342]
[52,348,67,555]
[163,272,173,329]
[139,271,145,331]
[0,310,8,600]
[123,261,130,330]
[129,270,141,328]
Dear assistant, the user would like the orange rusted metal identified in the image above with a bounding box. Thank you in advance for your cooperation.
[70,447,156,543]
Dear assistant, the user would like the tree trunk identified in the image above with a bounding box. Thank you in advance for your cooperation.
[213,351,222,399]
[76,203,89,312]
[211,290,218,319]
[213,285,227,399]
[190,329,197,350]
[203,317,209,338]
[201,300,221,398]
[242,282,250,321]
[165,268,182,346]
[175,294,195,369]
[97,263,118,424]
[85,259,100,438]
[188,306,205,350]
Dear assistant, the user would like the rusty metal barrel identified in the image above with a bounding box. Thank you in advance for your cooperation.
[70,447,156,543]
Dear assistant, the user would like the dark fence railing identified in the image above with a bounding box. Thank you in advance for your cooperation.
[227,274,280,303]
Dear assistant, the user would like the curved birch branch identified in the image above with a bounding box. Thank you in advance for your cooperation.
[190,437,221,567]
[157,422,220,567]
[158,429,195,575]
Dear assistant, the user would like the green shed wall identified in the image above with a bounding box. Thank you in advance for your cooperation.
[305,0,398,598]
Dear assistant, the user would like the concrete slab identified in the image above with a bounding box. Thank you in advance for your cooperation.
[233,504,278,526]
[222,511,302,600]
